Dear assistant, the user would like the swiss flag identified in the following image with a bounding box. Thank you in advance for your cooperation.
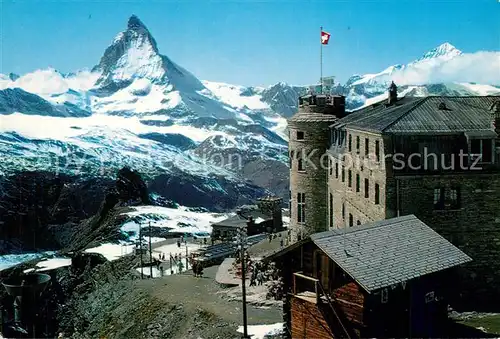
[321,31,331,45]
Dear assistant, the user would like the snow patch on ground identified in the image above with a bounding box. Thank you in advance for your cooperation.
[153,242,203,257]
[136,260,194,277]
[35,257,72,271]
[236,323,284,339]
[0,252,56,271]
[122,205,228,236]
[84,243,136,261]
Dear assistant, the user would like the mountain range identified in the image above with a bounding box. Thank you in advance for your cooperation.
[1,15,499,210]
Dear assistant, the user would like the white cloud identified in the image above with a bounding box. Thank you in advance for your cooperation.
[392,51,500,86]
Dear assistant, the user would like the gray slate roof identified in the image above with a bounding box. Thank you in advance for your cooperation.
[310,215,472,293]
[289,112,339,123]
[334,96,500,134]
[212,210,271,228]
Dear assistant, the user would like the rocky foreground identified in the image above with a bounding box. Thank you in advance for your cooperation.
[0,251,283,338]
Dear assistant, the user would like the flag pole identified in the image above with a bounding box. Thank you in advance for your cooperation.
[320,26,323,94]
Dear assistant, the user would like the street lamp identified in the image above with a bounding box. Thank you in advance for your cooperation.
[234,221,251,339]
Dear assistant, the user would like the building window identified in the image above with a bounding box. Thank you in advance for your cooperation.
[357,220,361,226]
[434,188,445,210]
[348,170,352,188]
[381,288,389,303]
[364,178,369,198]
[297,193,306,223]
[356,173,360,192]
[335,163,339,179]
[348,134,352,152]
[349,213,353,227]
[425,291,435,303]
[298,158,305,171]
[375,140,380,162]
[450,187,461,209]
[356,136,360,152]
[296,131,304,140]
[375,183,380,205]
[342,203,345,220]
[329,159,333,176]
[329,193,333,228]
[342,166,345,182]
[365,138,369,156]
[471,139,493,163]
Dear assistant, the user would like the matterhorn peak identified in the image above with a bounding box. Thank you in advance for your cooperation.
[93,15,165,88]
[127,15,147,30]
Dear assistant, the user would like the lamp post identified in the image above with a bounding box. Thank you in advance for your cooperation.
[236,221,251,339]
[149,221,153,278]
[139,223,143,279]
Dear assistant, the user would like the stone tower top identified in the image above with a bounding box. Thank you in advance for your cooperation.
[291,94,346,119]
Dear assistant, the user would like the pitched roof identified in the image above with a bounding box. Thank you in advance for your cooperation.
[212,210,272,228]
[334,96,500,135]
[310,215,472,292]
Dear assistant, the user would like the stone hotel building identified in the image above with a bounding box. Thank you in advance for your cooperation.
[288,83,500,305]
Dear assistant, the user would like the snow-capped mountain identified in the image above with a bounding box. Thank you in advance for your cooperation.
[1,15,499,212]
[0,15,292,211]
[338,42,499,109]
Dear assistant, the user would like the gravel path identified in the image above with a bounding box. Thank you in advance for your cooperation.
[137,265,283,326]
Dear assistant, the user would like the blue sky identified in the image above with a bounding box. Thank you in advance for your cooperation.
[1,0,498,87]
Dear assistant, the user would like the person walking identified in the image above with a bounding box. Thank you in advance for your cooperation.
[250,269,257,287]
[193,262,198,277]
[257,271,263,286]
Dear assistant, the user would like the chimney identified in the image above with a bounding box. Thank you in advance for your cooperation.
[491,101,500,134]
[388,81,398,105]
[490,101,500,161]
[257,196,283,232]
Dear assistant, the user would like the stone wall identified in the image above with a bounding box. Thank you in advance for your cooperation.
[288,120,331,241]
[328,129,387,229]
[290,296,333,339]
[388,173,500,308]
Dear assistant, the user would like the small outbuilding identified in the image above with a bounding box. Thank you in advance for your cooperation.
[267,215,472,338]
[211,196,283,241]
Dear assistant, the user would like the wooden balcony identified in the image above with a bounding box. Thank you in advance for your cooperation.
[292,272,353,338]
[293,272,323,304]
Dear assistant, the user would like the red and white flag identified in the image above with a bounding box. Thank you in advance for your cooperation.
[321,30,331,45]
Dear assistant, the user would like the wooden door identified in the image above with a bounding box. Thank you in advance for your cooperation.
[314,251,330,290]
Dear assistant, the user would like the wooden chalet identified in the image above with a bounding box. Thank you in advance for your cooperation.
[212,197,283,241]
[267,215,472,338]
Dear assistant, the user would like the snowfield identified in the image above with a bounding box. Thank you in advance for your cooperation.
[35,257,72,271]
[122,205,229,236]
[85,205,229,262]
[237,323,284,339]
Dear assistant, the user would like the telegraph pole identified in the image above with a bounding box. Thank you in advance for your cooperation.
[149,221,153,278]
[185,238,189,271]
[139,224,143,279]
[238,222,250,339]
